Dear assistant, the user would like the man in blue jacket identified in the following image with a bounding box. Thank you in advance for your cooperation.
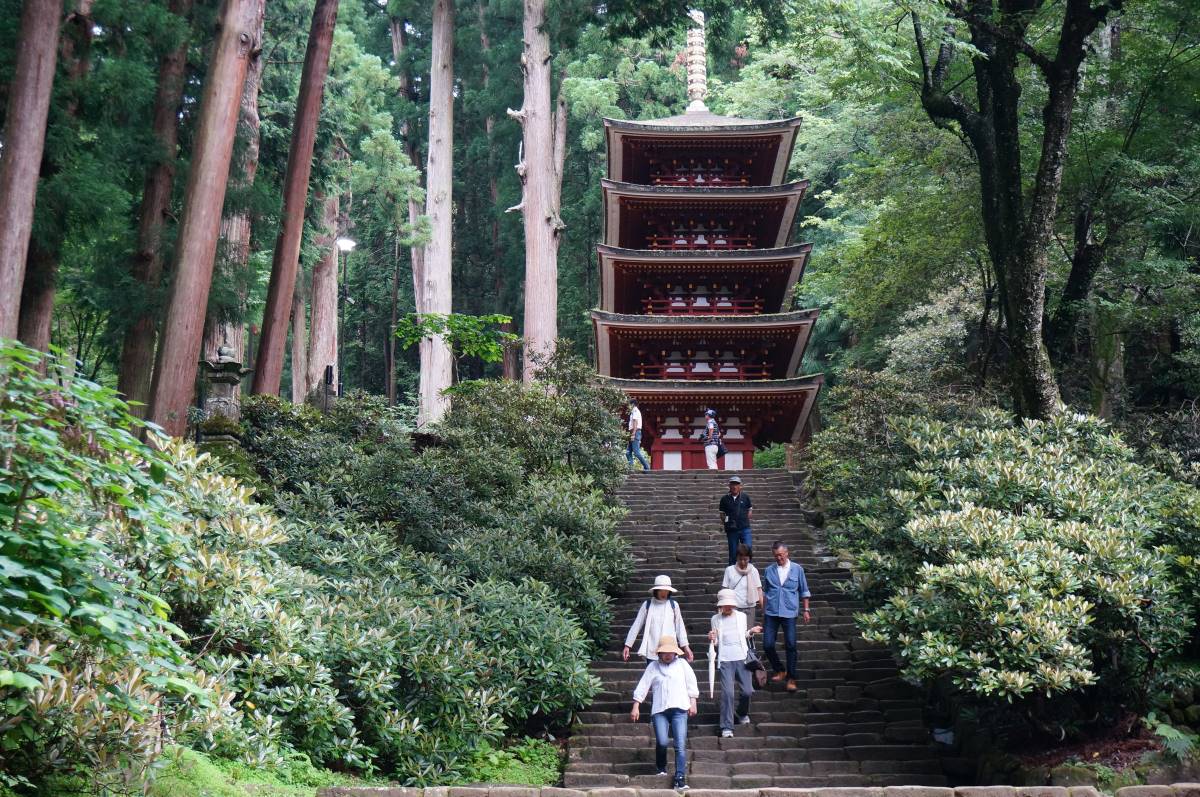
[761,540,810,692]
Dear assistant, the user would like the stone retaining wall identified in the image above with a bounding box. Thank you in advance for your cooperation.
[319,784,1200,797]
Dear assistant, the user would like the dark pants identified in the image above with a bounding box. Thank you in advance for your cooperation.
[763,614,797,679]
[725,526,752,565]
[627,429,650,470]
[718,660,753,730]
[652,707,689,778]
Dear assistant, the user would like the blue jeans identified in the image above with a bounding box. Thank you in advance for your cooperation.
[651,707,689,777]
[627,430,650,470]
[763,614,797,679]
[725,526,752,565]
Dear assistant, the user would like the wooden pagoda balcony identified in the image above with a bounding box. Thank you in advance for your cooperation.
[633,362,775,380]
[646,233,757,251]
[647,158,753,187]
[650,172,751,187]
[642,297,765,316]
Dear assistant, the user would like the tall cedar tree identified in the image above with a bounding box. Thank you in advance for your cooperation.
[0,0,61,340]
[415,0,455,425]
[251,0,339,396]
[17,0,94,352]
[305,192,339,397]
[508,0,568,381]
[202,0,267,374]
[147,0,264,436]
[118,0,193,410]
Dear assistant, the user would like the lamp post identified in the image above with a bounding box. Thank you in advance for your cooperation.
[335,237,356,397]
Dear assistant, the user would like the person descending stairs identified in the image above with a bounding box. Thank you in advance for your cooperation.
[564,469,970,790]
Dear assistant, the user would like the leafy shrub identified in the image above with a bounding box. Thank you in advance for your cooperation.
[802,369,987,520]
[462,738,562,785]
[845,411,1199,733]
[236,348,632,651]
[154,454,599,782]
[0,344,233,792]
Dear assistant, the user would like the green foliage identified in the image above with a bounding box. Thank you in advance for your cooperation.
[0,344,232,791]
[395,312,519,365]
[225,353,628,779]
[462,738,562,786]
[147,746,366,797]
[1144,712,1198,762]
[828,403,1200,730]
[803,369,987,521]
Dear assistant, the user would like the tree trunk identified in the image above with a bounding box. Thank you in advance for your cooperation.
[415,0,455,426]
[0,0,61,340]
[16,243,57,351]
[147,0,264,437]
[118,0,194,407]
[509,0,565,381]
[16,0,94,353]
[306,192,339,396]
[251,0,339,396]
[290,271,308,402]
[387,234,400,403]
[912,1,1115,418]
[201,0,264,395]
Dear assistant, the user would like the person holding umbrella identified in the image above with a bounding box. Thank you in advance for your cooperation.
[708,588,762,737]
[630,634,699,790]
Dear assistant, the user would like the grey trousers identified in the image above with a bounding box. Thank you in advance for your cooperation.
[718,660,753,731]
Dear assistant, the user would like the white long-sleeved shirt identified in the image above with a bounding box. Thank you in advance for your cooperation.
[710,609,750,663]
[624,598,689,660]
[633,658,699,714]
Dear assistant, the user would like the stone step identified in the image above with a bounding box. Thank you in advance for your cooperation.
[561,470,970,789]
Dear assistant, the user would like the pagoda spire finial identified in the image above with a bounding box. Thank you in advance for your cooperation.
[685,9,708,113]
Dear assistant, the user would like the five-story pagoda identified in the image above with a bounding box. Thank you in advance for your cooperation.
[591,13,823,470]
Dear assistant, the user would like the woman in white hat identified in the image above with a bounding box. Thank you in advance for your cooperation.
[708,588,762,737]
[623,575,694,663]
[630,634,698,790]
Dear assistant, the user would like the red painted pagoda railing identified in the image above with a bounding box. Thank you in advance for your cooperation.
[642,297,764,315]
[646,234,757,250]
[634,362,774,380]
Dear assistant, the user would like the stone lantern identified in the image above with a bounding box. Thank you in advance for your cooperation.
[198,345,250,441]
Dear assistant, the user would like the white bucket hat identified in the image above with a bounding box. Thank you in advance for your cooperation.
[649,574,678,594]
[655,634,685,655]
[716,588,738,608]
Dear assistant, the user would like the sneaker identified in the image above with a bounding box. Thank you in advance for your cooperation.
[786,678,799,692]
[770,671,787,683]
[738,715,752,725]
[721,728,734,738]
[674,780,690,792]
[656,770,668,777]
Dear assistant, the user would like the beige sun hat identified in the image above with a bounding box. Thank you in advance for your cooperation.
[649,574,678,594]
[716,588,738,608]
[655,634,685,655]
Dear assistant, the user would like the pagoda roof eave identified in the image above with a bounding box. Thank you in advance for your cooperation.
[601,180,809,249]
[591,308,818,327]
[603,374,824,391]
[603,113,802,133]
[597,244,812,312]
[592,309,818,380]
[601,178,807,198]
[603,374,825,444]
[597,243,813,261]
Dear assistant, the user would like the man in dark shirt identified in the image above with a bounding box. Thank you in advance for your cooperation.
[718,476,753,566]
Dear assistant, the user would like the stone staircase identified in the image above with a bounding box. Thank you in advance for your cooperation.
[564,469,969,790]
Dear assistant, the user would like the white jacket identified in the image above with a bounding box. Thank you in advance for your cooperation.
[624,597,689,660]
